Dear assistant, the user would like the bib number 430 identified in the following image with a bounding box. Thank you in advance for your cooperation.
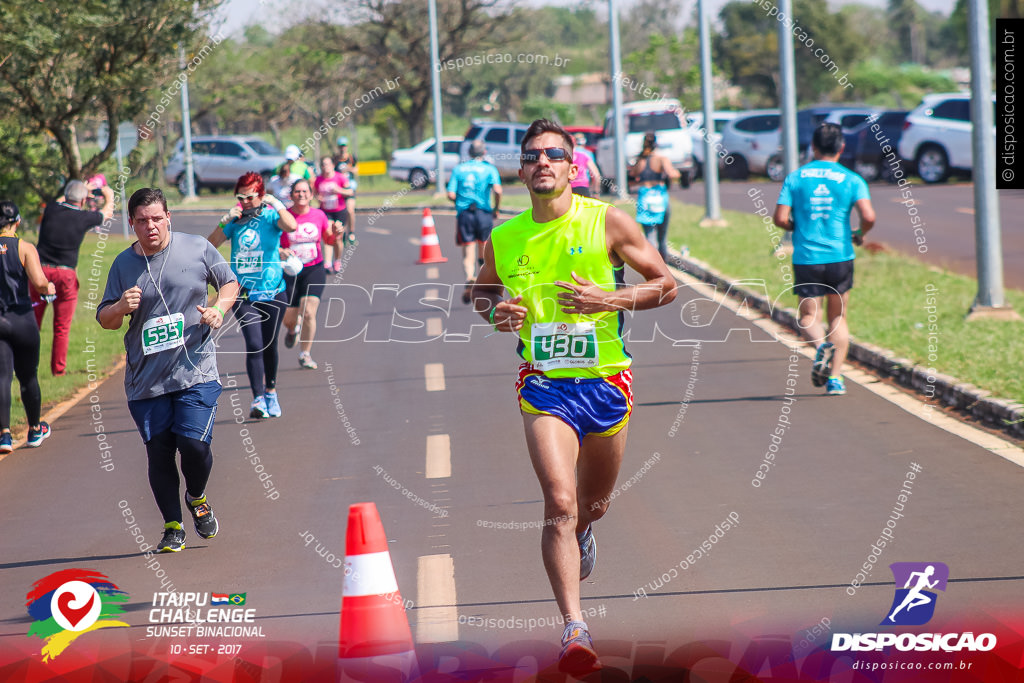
[531,322,598,370]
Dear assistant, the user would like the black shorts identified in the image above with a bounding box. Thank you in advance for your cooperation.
[793,260,854,298]
[571,186,592,197]
[284,263,327,305]
[324,210,346,225]
[455,206,494,245]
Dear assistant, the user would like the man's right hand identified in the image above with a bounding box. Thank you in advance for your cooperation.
[492,295,527,332]
[119,286,142,314]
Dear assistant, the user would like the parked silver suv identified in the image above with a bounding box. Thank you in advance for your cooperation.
[165,136,287,195]
[459,122,531,178]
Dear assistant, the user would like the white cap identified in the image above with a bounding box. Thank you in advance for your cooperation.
[285,145,301,161]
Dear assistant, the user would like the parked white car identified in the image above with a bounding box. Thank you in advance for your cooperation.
[898,93,991,183]
[687,111,739,179]
[389,137,462,189]
[718,109,781,180]
[596,99,695,190]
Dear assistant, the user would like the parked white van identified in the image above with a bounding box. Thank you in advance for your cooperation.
[596,99,695,191]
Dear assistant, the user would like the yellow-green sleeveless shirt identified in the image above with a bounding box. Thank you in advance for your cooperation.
[491,195,630,378]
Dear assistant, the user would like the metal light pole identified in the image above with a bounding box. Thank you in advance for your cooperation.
[429,0,446,194]
[698,0,725,227]
[777,0,798,175]
[609,0,627,200]
[776,0,798,251]
[179,47,196,200]
[966,0,1015,319]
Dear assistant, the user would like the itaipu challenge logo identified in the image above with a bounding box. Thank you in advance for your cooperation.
[25,569,129,661]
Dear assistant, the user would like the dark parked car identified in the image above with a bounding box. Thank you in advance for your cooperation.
[839,111,909,182]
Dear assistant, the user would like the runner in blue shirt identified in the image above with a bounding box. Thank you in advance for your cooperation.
[447,140,502,303]
[774,123,875,396]
[208,172,297,418]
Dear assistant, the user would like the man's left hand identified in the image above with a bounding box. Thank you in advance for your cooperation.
[556,272,612,314]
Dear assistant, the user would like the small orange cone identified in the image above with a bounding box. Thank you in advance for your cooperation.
[417,208,447,264]
[338,502,416,678]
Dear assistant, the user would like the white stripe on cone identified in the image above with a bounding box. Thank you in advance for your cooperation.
[344,551,399,597]
[421,233,439,245]
[423,216,435,228]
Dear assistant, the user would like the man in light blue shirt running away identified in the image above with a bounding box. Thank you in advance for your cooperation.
[447,140,502,304]
[774,123,875,396]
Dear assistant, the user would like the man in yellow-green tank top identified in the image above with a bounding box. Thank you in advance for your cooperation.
[472,119,677,675]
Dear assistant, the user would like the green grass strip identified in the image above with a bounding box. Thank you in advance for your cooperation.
[664,199,1024,406]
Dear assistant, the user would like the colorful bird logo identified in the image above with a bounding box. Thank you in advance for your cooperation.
[25,569,129,661]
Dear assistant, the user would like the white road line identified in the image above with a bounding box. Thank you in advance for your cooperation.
[670,262,1024,468]
[365,227,391,235]
[426,434,451,478]
[425,287,440,299]
[425,363,446,392]
[416,554,458,643]
[409,237,422,247]
[426,266,440,279]
[426,317,443,336]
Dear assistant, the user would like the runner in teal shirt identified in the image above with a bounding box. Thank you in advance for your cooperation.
[774,123,875,397]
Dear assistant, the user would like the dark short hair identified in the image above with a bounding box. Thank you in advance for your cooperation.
[812,123,844,156]
[0,200,20,227]
[128,188,168,219]
[520,119,575,157]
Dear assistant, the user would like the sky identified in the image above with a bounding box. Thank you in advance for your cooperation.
[215,0,958,38]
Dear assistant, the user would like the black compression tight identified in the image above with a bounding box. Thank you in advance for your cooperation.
[145,430,213,524]
[0,309,41,431]
[232,296,285,397]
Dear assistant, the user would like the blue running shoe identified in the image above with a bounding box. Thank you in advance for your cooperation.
[826,376,846,395]
[0,432,12,454]
[812,343,834,387]
[578,526,597,581]
[250,396,269,419]
[264,391,282,418]
[559,621,601,675]
[26,422,51,448]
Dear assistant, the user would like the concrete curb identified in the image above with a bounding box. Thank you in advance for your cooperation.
[664,251,1024,441]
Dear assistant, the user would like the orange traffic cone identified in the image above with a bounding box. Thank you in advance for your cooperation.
[417,208,447,264]
[338,503,416,679]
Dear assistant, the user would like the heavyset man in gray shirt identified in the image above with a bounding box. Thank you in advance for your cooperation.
[98,188,239,553]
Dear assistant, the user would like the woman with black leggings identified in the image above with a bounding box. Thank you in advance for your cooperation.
[0,200,55,452]
[208,172,297,419]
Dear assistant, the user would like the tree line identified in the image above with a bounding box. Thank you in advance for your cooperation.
[0,0,1007,218]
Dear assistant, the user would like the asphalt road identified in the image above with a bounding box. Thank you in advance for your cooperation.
[1,213,1022,681]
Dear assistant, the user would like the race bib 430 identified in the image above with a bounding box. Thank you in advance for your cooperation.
[531,322,598,370]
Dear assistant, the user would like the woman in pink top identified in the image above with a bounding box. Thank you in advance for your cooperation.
[280,179,339,369]
[570,133,602,197]
[314,157,353,273]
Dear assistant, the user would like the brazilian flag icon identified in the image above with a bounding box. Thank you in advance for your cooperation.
[228,593,246,605]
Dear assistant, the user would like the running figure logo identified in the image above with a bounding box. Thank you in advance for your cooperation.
[882,562,949,626]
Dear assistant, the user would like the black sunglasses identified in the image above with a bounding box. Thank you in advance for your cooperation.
[521,147,571,164]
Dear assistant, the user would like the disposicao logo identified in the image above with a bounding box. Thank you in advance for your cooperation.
[883,561,948,626]
[831,562,997,653]
[25,569,129,661]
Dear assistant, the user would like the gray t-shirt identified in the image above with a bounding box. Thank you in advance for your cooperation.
[98,232,236,401]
